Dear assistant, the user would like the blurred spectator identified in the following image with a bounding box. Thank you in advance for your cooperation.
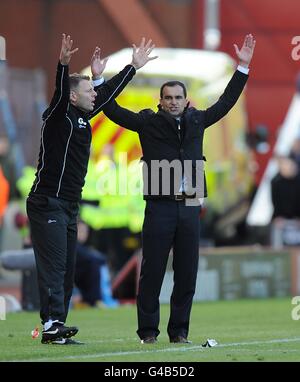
[289,137,300,169]
[74,221,118,308]
[271,156,300,219]
[11,213,119,309]
[81,144,138,274]
[270,156,300,247]
[246,124,270,154]
[0,135,18,199]
[0,164,9,251]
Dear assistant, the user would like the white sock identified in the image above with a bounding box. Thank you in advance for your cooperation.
[43,319,53,331]
[43,319,61,331]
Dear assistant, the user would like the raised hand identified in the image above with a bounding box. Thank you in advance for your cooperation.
[59,34,79,65]
[234,34,256,68]
[91,47,109,80]
[131,37,158,70]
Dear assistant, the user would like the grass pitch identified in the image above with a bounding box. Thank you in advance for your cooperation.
[1,298,300,362]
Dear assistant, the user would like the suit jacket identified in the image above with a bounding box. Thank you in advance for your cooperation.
[103,70,248,199]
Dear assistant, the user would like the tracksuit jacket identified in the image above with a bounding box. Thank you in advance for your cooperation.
[30,61,136,201]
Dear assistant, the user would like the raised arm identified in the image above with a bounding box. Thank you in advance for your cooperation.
[103,99,144,132]
[204,34,256,128]
[89,38,157,118]
[45,34,78,121]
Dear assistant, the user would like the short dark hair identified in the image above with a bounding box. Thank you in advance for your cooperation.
[69,73,90,91]
[160,81,187,98]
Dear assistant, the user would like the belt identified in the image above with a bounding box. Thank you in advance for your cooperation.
[145,194,197,201]
[174,193,196,201]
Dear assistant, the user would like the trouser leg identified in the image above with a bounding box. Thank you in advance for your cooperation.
[167,203,201,339]
[26,195,68,324]
[63,218,78,322]
[137,200,177,339]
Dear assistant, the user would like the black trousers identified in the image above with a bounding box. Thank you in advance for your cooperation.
[26,194,78,324]
[137,199,201,340]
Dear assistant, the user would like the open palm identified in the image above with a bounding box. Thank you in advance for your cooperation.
[131,37,158,70]
[234,34,256,66]
[59,34,78,65]
[91,47,108,79]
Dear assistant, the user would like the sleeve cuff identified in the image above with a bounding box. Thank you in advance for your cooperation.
[92,77,105,87]
[237,65,249,75]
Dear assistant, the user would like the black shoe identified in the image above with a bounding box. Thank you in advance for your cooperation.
[45,338,84,345]
[170,336,191,344]
[41,324,78,344]
[140,336,157,344]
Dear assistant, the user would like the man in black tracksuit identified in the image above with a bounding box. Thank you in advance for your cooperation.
[103,35,256,344]
[26,34,156,344]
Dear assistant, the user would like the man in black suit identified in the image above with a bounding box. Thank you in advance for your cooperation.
[103,34,256,344]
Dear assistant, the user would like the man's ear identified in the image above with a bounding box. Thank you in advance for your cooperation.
[70,90,77,104]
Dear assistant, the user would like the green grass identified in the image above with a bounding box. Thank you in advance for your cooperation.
[1,298,300,362]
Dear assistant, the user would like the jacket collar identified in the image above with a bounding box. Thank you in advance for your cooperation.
[156,105,192,135]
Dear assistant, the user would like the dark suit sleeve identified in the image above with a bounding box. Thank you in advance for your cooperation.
[103,99,144,132]
[89,65,136,119]
[203,70,248,128]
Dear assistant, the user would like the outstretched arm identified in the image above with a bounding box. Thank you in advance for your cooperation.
[103,99,144,132]
[204,34,256,128]
[233,34,256,69]
[46,34,79,121]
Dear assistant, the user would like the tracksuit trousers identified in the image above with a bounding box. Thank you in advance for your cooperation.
[26,193,78,325]
[137,199,201,340]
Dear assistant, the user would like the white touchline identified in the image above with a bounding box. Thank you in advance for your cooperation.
[9,337,300,362]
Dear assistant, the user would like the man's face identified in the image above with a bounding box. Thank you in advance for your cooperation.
[70,80,97,112]
[159,85,187,117]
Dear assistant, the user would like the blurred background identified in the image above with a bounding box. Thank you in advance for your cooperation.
[1,0,300,311]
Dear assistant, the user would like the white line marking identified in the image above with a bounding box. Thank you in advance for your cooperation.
[8,337,300,362]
